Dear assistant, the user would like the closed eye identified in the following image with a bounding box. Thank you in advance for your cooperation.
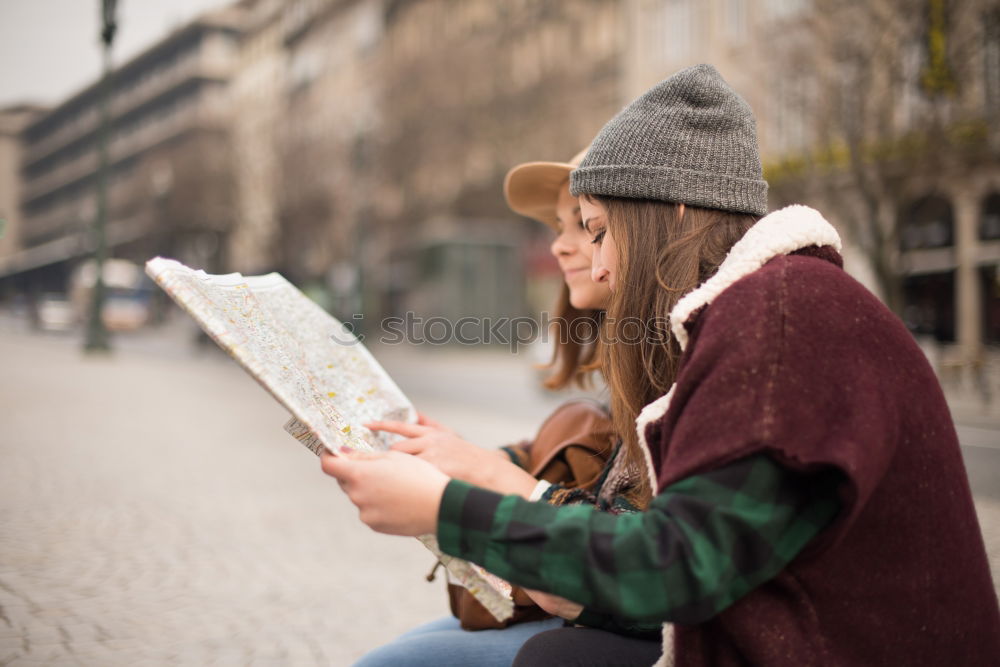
[590,230,606,245]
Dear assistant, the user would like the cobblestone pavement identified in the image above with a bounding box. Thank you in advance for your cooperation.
[0,328,457,666]
[1,322,998,665]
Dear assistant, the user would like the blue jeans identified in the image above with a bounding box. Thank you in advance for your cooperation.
[353,616,566,667]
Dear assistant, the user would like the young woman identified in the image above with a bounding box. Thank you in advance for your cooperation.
[324,65,1000,666]
[352,151,656,667]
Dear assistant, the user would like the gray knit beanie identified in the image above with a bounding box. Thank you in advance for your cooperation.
[570,64,768,216]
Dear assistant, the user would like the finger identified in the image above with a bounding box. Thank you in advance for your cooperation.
[322,445,382,470]
[417,413,458,435]
[389,437,428,454]
[320,450,353,479]
[341,449,384,461]
[366,420,429,438]
[417,413,445,429]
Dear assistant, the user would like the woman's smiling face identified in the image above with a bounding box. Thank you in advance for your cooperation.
[551,182,611,310]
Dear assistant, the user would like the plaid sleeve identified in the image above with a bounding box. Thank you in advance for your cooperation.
[538,450,660,636]
[437,453,841,625]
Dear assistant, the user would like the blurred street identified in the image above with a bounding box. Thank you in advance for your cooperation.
[1,315,998,666]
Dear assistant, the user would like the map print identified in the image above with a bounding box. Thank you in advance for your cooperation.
[146,258,514,622]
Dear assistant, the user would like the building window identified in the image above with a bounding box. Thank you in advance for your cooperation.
[899,194,954,250]
[898,37,926,131]
[981,192,1000,240]
[903,271,955,343]
[985,9,1000,112]
[773,73,807,153]
[724,0,747,39]
[766,0,807,20]
[354,1,382,55]
[659,0,693,63]
[982,266,1000,345]
[289,47,321,93]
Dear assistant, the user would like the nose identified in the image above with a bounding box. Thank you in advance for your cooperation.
[591,263,609,284]
[550,231,574,258]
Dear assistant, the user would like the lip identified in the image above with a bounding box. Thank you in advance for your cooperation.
[562,267,589,277]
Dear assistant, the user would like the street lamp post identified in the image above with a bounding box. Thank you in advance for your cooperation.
[84,0,117,352]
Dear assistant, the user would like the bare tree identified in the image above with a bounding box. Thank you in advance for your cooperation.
[766,0,1000,312]
[149,131,238,271]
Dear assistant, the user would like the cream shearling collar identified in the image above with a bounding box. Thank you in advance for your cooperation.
[636,205,842,481]
[670,204,842,351]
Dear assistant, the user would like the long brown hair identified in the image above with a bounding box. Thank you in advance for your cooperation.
[542,283,603,390]
[594,196,758,495]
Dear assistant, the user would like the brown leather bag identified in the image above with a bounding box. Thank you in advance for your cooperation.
[443,399,615,630]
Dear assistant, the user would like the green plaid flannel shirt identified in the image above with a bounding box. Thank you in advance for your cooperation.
[438,453,840,625]
[502,443,658,635]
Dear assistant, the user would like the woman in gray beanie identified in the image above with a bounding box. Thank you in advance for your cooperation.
[351,149,662,667]
[322,65,1000,666]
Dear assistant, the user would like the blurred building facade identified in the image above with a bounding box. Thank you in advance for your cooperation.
[1,0,998,407]
[0,8,245,298]
[0,0,627,326]
[278,0,386,317]
[274,0,628,323]
[0,105,46,283]
[227,0,286,275]
[752,0,1000,406]
[372,0,625,322]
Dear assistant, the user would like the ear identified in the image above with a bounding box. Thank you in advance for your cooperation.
[678,203,686,219]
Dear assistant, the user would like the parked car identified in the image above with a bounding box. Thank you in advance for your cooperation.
[37,293,77,332]
[70,259,151,332]
[102,292,150,331]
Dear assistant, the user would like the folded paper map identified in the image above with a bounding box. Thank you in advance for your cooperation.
[145,257,514,622]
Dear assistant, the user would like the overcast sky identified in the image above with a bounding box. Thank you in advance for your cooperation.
[0,0,231,108]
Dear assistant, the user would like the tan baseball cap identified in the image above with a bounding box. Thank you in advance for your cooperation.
[503,148,588,230]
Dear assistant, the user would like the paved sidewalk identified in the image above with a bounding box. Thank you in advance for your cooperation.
[0,330,450,666]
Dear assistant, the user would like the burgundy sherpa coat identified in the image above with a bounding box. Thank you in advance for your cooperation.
[636,205,1000,667]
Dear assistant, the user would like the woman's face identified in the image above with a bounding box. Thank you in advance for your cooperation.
[551,182,611,310]
[579,196,618,292]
